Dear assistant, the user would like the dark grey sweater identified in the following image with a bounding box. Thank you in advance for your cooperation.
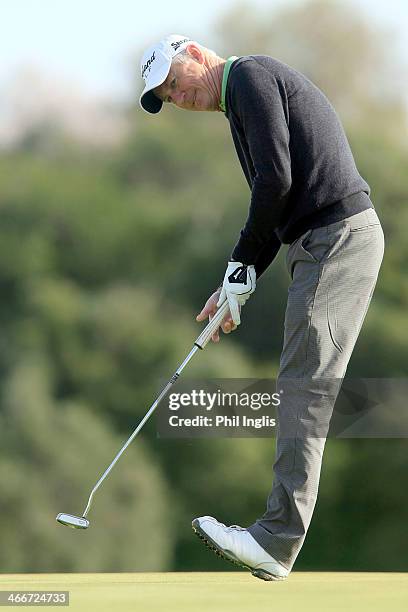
[225,55,372,276]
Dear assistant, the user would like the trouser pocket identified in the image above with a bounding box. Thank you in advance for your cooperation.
[282,221,384,377]
[287,224,350,281]
[325,224,384,355]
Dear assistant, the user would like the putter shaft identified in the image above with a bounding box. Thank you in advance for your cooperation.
[80,300,230,519]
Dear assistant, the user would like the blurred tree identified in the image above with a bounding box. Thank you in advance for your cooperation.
[214,0,406,132]
[0,356,173,572]
[302,438,408,571]
[0,0,406,575]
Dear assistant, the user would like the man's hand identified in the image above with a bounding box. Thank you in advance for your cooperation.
[196,289,237,343]
[217,261,256,325]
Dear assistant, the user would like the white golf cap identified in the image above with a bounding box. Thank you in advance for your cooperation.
[139,35,192,114]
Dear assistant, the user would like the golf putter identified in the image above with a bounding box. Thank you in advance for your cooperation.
[56,299,230,529]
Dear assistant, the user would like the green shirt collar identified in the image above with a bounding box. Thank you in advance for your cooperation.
[220,56,239,113]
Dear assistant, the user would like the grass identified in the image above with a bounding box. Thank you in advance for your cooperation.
[1,572,407,611]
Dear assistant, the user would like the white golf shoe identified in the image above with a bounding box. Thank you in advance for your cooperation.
[192,516,289,581]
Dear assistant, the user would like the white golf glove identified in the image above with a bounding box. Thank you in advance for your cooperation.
[217,261,256,326]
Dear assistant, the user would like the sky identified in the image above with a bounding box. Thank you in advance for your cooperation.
[1,0,408,101]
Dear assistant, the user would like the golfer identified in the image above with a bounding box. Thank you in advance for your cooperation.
[139,35,384,581]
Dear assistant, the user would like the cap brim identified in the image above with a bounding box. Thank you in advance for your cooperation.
[139,61,171,114]
[140,90,163,114]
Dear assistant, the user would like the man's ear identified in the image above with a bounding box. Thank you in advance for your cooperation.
[186,43,205,64]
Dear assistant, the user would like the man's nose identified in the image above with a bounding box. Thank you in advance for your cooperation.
[172,90,185,106]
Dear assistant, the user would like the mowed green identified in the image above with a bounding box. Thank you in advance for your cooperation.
[1,572,407,612]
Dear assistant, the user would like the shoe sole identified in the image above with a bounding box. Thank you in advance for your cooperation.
[191,519,287,582]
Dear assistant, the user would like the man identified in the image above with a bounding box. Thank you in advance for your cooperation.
[139,35,384,581]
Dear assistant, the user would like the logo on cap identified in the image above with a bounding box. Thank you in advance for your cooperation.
[142,51,156,79]
[171,37,190,51]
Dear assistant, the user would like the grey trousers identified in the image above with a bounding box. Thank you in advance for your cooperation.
[247,207,384,571]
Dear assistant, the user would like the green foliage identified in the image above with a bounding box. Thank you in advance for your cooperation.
[0,356,173,572]
[303,439,408,572]
[0,0,407,574]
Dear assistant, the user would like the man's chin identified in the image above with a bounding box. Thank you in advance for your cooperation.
[204,100,220,112]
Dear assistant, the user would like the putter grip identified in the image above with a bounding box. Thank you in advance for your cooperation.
[194,300,230,349]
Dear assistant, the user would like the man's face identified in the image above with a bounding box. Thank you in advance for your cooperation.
[153,48,220,112]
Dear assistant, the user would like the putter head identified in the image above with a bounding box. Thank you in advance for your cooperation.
[56,513,89,529]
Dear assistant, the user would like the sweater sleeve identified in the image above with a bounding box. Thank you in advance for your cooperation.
[230,60,291,264]
[254,231,282,278]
